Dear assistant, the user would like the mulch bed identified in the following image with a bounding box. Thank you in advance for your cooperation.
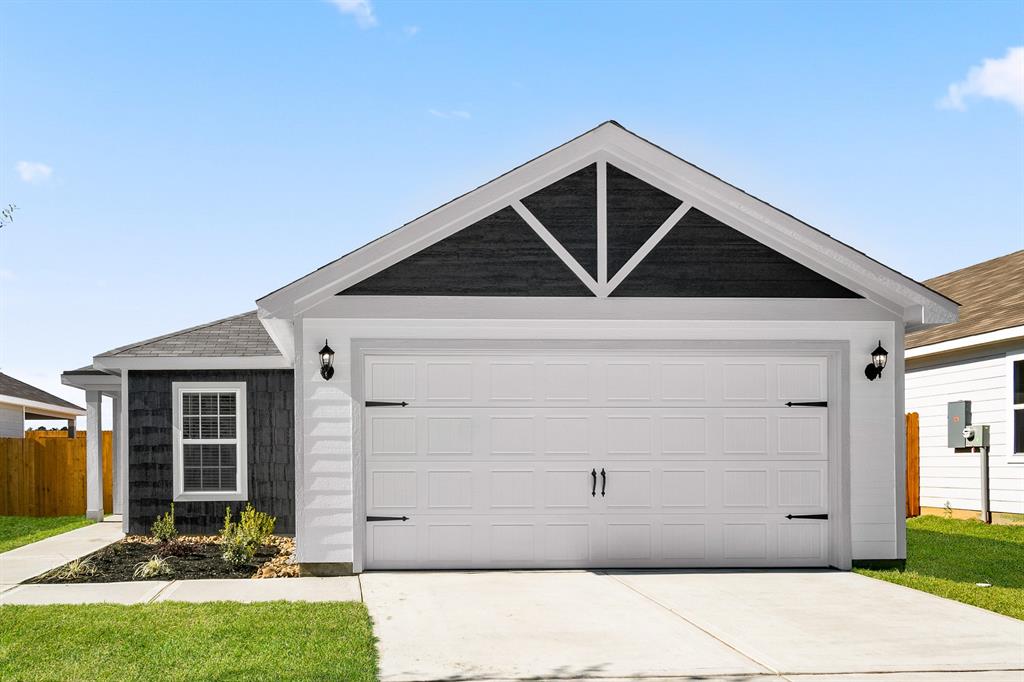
[32,535,298,583]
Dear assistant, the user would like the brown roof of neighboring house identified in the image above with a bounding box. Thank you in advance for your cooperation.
[97,310,281,358]
[906,250,1024,349]
[0,372,84,411]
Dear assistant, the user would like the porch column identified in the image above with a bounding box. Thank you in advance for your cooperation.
[85,390,104,521]
[111,395,123,515]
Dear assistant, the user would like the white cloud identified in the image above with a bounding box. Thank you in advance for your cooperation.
[402,25,420,37]
[940,46,1024,113]
[16,161,53,183]
[428,109,471,120]
[327,0,378,29]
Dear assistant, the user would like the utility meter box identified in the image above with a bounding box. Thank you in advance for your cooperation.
[960,424,990,448]
[947,400,972,448]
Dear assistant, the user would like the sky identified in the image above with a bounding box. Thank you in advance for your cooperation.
[1,0,1022,426]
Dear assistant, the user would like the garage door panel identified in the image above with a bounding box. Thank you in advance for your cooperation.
[366,513,829,568]
[367,460,828,515]
[364,352,831,569]
[365,354,826,407]
[366,408,825,461]
[543,415,592,456]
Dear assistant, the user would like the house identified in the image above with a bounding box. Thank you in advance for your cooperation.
[905,250,1023,518]
[61,122,957,572]
[0,372,84,437]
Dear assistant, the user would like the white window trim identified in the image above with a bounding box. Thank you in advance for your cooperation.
[172,381,248,501]
[1008,353,1024,461]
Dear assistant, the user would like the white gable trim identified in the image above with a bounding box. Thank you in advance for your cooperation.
[257,122,956,328]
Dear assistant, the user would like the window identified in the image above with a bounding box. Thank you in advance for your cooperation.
[172,382,247,501]
[1013,358,1024,456]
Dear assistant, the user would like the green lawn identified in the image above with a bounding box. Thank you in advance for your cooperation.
[856,516,1024,620]
[0,515,94,554]
[0,601,378,681]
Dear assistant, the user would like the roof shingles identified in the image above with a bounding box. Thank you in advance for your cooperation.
[906,250,1024,349]
[98,311,281,358]
[0,373,84,411]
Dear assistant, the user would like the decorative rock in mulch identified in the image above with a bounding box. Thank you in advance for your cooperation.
[254,537,299,579]
[32,535,298,583]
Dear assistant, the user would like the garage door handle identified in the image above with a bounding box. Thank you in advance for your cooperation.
[785,513,828,520]
[591,469,597,497]
[600,468,606,497]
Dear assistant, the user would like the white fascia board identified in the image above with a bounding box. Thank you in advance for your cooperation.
[596,128,957,326]
[256,309,296,363]
[0,395,85,418]
[61,371,123,397]
[257,122,957,327]
[304,295,900,323]
[257,138,609,317]
[93,355,292,372]
[906,324,1024,360]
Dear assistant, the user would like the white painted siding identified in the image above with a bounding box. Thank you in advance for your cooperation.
[0,404,24,438]
[296,312,903,567]
[906,344,1024,514]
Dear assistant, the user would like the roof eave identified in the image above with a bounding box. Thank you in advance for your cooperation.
[255,122,958,328]
[0,394,85,417]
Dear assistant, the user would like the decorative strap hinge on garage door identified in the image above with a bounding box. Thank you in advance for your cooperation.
[366,516,410,522]
[365,401,409,407]
[785,401,828,407]
[785,513,829,520]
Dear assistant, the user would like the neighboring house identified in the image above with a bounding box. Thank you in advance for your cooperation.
[62,122,957,573]
[905,250,1024,517]
[0,372,84,437]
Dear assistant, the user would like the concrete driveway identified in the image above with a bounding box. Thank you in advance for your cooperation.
[361,569,1024,682]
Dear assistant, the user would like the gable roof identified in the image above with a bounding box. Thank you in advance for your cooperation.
[256,121,957,329]
[906,250,1024,349]
[0,372,83,412]
[97,311,281,358]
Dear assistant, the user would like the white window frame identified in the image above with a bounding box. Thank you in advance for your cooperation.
[1009,353,1024,460]
[172,381,248,501]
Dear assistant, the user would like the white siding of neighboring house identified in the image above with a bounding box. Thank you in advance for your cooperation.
[0,404,25,438]
[906,343,1024,514]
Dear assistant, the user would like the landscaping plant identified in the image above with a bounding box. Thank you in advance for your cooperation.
[219,504,276,567]
[150,503,178,542]
[133,555,173,579]
[56,558,97,580]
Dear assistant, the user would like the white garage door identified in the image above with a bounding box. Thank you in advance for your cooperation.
[363,351,831,569]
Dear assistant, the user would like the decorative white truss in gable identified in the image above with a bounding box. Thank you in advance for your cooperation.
[510,159,694,298]
[257,122,957,331]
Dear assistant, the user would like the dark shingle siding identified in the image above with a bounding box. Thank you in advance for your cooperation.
[127,369,295,535]
[99,311,281,358]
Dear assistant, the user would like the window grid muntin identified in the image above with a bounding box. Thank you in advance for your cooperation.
[180,388,242,493]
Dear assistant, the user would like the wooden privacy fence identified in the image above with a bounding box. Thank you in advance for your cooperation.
[906,412,920,518]
[0,431,112,517]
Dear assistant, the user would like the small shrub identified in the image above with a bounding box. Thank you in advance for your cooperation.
[239,503,276,546]
[219,504,276,567]
[56,558,97,580]
[133,555,173,579]
[151,503,178,542]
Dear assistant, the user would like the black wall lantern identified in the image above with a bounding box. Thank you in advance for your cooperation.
[864,340,888,381]
[319,339,335,381]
